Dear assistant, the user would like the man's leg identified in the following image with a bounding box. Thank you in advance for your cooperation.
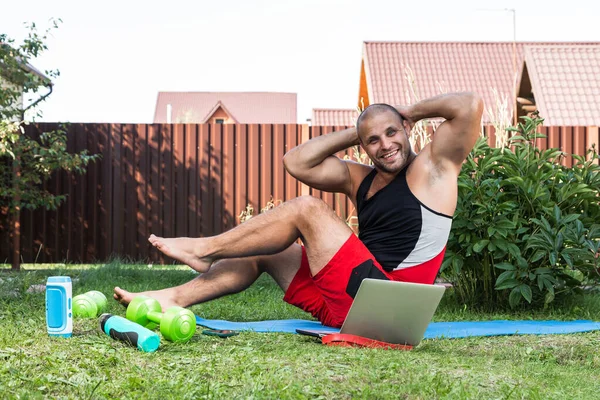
[113,244,303,310]
[149,196,354,276]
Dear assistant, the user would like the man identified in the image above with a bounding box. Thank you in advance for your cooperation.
[114,92,483,328]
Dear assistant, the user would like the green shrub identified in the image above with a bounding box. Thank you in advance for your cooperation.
[0,121,98,211]
[441,113,600,309]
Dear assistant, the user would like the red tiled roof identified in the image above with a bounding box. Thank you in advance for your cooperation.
[524,45,600,126]
[154,92,297,123]
[362,42,599,124]
[311,108,357,126]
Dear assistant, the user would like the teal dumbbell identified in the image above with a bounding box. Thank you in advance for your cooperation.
[73,291,108,318]
[126,296,196,343]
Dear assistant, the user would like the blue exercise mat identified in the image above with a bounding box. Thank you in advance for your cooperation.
[422,320,600,339]
[195,316,600,339]
[196,317,339,334]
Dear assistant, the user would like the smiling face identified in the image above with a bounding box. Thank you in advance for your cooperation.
[357,108,412,174]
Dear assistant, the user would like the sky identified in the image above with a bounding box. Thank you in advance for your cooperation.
[2,0,599,123]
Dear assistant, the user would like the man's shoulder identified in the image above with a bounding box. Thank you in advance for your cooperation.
[342,161,374,201]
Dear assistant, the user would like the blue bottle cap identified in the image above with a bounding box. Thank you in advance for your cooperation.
[47,276,71,283]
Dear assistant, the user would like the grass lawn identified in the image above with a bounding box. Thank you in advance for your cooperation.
[1,261,600,399]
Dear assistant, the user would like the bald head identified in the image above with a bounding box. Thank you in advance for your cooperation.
[356,104,404,137]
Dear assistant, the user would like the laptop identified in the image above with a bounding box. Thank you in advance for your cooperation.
[297,279,446,346]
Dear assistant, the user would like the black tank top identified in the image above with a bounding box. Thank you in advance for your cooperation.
[356,167,453,272]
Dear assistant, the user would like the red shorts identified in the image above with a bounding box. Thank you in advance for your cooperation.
[282,234,445,328]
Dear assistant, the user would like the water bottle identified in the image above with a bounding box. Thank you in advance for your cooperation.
[45,276,73,337]
[99,314,160,352]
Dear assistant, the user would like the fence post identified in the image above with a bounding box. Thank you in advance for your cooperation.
[587,126,599,165]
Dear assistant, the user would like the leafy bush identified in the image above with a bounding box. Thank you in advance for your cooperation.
[441,113,600,309]
[0,120,98,211]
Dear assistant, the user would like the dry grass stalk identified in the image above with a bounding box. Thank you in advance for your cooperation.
[238,197,282,224]
[485,88,512,148]
[238,204,254,224]
[356,98,365,122]
[403,64,436,152]
[260,197,282,213]
[343,98,373,166]
[342,146,372,165]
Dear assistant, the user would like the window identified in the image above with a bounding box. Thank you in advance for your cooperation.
[215,118,225,124]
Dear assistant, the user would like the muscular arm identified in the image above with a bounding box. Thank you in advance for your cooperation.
[400,92,484,170]
[283,127,361,195]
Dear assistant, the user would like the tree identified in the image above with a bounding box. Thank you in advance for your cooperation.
[0,20,99,270]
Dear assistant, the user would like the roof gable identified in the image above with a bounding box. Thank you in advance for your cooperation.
[201,101,238,123]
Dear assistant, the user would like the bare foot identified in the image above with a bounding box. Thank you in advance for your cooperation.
[148,234,213,273]
[113,286,181,311]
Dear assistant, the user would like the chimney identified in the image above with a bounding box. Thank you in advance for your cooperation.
[166,104,172,124]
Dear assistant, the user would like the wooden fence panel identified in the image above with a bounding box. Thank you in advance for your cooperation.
[235,125,248,224]
[19,124,37,262]
[573,126,586,162]
[124,124,138,258]
[587,127,599,164]
[135,124,149,260]
[272,125,286,206]
[185,124,200,237]
[84,124,98,262]
[260,124,273,210]
[535,124,548,151]
[285,124,301,200]
[307,126,323,201]
[198,124,211,238]
[247,124,261,219]
[148,124,162,250]
[222,124,236,231]
[173,124,187,237]
[75,123,86,261]
[210,124,223,235]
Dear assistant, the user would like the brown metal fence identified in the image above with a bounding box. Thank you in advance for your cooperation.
[485,125,600,167]
[1,124,598,264]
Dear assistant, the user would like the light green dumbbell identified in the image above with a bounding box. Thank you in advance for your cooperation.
[126,295,196,343]
[73,290,108,318]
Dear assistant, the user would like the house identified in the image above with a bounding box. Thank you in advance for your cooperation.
[311,108,357,126]
[357,41,600,125]
[0,43,52,121]
[518,45,600,126]
[153,92,297,124]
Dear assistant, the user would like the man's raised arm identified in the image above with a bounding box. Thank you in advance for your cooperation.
[398,92,484,169]
[283,127,361,195]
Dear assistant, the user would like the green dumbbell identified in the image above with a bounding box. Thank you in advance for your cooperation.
[126,296,196,343]
[73,290,108,318]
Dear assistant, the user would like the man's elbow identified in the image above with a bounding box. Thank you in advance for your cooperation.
[282,151,293,173]
[283,151,301,176]
[465,92,484,117]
